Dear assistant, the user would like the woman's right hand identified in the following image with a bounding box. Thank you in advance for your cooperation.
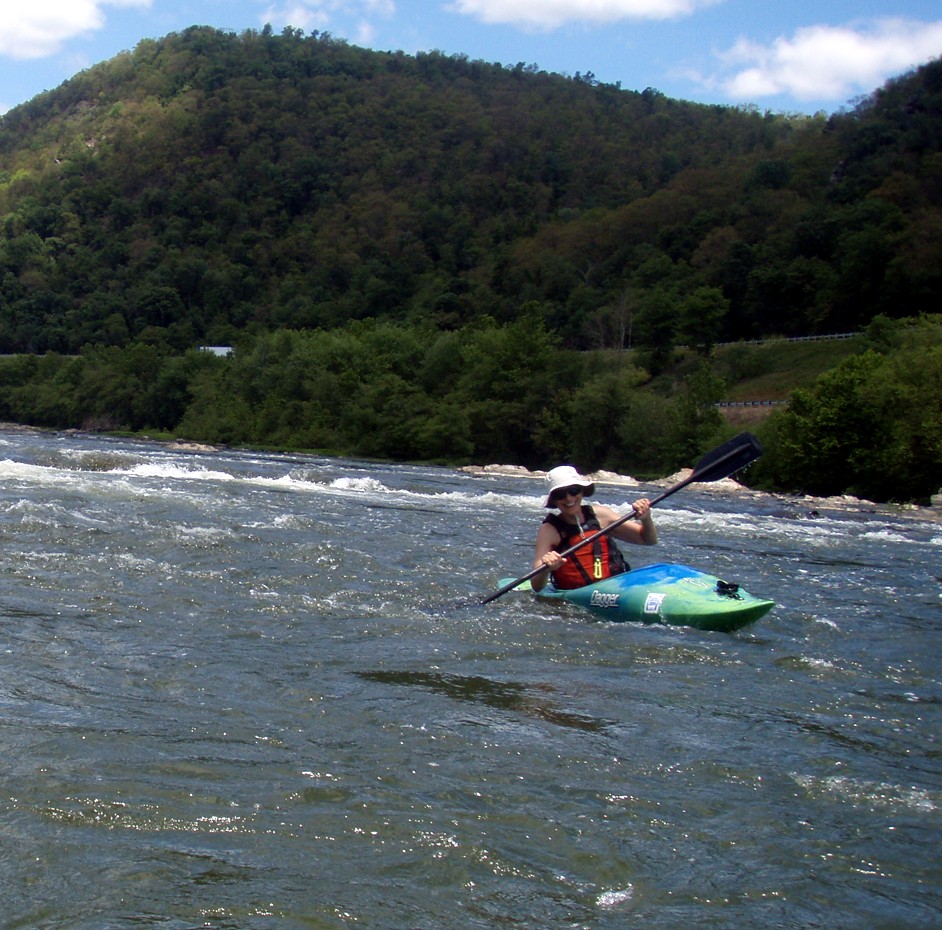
[531,550,564,592]
[536,551,565,573]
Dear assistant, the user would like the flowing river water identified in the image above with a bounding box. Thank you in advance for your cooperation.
[1,426,940,929]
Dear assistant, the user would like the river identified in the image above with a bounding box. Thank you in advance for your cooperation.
[1,427,940,929]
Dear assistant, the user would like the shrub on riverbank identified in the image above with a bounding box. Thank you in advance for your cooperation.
[749,314,942,503]
[0,314,937,503]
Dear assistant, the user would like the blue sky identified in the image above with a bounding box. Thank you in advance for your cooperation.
[2,0,942,116]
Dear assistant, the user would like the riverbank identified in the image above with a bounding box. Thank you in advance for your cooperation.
[458,462,942,520]
[3,422,938,519]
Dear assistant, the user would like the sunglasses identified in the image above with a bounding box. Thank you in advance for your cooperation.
[550,485,585,503]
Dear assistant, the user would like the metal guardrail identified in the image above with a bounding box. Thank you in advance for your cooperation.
[715,400,788,408]
[713,332,857,347]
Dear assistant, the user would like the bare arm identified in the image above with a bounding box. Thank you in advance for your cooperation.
[595,499,658,546]
[531,522,564,593]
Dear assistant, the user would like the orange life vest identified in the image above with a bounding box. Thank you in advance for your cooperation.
[543,506,628,590]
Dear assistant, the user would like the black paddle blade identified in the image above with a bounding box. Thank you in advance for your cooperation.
[690,431,763,483]
[647,431,762,507]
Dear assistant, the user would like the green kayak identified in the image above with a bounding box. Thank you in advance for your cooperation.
[500,562,774,632]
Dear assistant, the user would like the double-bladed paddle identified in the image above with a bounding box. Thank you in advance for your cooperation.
[480,431,763,605]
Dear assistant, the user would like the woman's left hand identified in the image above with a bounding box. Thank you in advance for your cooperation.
[633,498,653,521]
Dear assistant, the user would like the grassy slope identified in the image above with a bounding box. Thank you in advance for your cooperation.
[711,336,865,401]
[655,336,866,426]
[588,335,866,428]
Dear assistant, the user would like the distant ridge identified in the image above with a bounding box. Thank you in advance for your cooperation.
[0,28,940,357]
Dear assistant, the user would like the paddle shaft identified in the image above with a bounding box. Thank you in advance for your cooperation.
[480,433,761,605]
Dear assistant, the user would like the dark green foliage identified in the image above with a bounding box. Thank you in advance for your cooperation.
[0,318,718,477]
[1,29,940,357]
[0,30,940,500]
[3,315,939,502]
[751,315,942,503]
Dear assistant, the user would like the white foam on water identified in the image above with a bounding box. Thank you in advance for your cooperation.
[597,887,634,909]
[111,462,239,482]
[791,773,940,813]
[861,529,910,543]
[171,524,234,543]
[328,476,389,493]
[0,458,79,486]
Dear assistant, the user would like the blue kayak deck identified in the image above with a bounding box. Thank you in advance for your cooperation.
[499,562,774,632]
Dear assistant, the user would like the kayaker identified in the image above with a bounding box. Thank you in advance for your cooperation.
[531,465,658,592]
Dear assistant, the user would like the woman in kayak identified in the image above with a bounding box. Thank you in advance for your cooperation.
[531,465,658,592]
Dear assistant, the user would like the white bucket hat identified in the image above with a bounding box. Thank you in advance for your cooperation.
[543,465,595,508]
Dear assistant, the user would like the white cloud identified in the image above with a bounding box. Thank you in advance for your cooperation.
[716,18,942,104]
[262,3,330,32]
[0,0,150,60]
[262,0,395,33]
[354,19,377,45]
[447,0,715,31]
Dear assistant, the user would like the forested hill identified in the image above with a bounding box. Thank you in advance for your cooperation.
[1,26,941,355]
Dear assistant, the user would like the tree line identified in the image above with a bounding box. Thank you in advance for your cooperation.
[0,315,722,472]
[1,314,939,504]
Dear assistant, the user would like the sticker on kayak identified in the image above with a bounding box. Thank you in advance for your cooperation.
[680,577,712,589]
[590,590,621,608]
[644,593,665,614]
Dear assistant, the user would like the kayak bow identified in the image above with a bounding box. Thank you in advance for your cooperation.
[498,562,774,632]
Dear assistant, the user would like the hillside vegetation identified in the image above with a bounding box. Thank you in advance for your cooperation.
[0,28,940,501]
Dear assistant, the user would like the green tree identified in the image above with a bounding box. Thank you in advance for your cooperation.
[677,285,729,354]
[667,361,725,464]
[567,366,648,470]
[764,318,942,502]
[634,287,678,374]
[451,314,567,465]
